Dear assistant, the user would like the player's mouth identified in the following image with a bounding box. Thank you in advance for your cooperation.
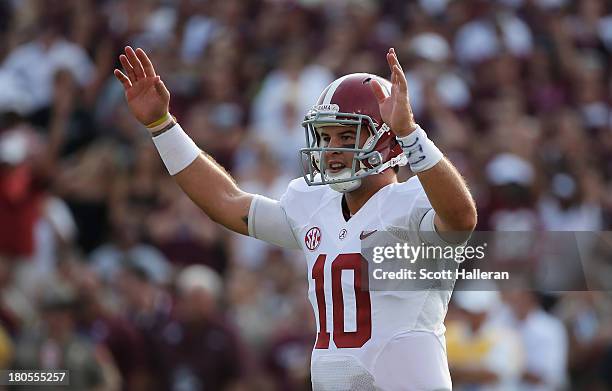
[326,161,347,173]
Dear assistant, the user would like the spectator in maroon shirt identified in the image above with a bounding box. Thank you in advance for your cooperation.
[153,265,250,391]
[73,264,150,391]
[116,261,174,389]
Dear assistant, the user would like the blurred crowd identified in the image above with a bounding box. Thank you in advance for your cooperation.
[0,0,611,390]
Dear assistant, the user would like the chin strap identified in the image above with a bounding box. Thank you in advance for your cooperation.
[370,153,408,174]
[329,180,361,193]
[324,150,408,193]
[325,168,361,193]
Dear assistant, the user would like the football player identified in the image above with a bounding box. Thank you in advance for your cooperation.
[115,46,477,390]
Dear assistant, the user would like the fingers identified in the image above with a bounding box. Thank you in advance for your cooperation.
[154,76,170,100]
[393,65,408,93]
[387,48,403,72]
[369,79,386,103]
[391,65,398,87]
[125,46,146,80]
[114,69,132,89]
[387,48,408,94]
[119,54,137,83]
[118,46,157,84]
[136,48,156,77]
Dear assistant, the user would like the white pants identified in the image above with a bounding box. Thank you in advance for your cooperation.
[311,331,452,391]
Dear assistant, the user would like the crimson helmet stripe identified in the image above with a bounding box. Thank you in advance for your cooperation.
[321,75,349,105]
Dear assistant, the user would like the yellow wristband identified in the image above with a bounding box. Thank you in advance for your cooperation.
[146,113,171,128]
[146,113,176,135]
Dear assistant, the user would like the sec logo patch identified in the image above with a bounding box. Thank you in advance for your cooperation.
[305,227,321,251]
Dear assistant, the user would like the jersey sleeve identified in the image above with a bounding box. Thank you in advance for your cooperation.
[412,181,471,246]
[386,177,453,246]
[248,195,301,249]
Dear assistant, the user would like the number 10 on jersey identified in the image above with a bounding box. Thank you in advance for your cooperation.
[312,253,372,349]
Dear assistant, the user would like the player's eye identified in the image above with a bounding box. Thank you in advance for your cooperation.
[341,135,355,142]
[321,136,330,145]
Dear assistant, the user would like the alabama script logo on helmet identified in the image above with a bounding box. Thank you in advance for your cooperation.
[305,227,322,251]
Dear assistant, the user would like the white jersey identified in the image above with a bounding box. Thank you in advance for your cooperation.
[250,176,453,390]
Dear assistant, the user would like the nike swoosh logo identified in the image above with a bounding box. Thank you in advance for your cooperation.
[360,230,378,240]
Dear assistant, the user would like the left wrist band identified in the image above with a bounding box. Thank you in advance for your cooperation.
[396,125,443,173]
[152,123,201,175]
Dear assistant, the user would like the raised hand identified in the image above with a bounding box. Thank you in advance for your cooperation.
[369,48,416,137]
[114,46,170,126]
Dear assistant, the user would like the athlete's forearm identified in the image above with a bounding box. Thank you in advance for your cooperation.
[151,121,252,235]
[416,157,477,233]
[173,153,253,235]
[396,124,476,235]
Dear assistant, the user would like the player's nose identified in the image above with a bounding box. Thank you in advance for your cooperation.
[322,144,343,162]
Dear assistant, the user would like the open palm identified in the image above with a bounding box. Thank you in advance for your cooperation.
[114,46,170,126]
[369,48,416,137]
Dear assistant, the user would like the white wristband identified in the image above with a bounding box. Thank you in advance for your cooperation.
[152,123,201,175]
[396,125,443,172]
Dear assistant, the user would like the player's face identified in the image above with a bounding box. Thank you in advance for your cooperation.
[318,125,369,174]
